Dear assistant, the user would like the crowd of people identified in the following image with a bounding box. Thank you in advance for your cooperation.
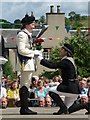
[0,74,62,108]
[0,74,90,114]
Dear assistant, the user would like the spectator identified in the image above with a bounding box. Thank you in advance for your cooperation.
[5,80,13,92]
[1,76,7,88]
[32,75,39,84]
[38,96,45,107]
[68,94,89,114]
[7,80,20,107]
[79,79,88,95]
[43,77,49,89]
[80,94,88,103]
[30,77,37,91]
[0,84,7,98]
[87,78,90,87]
[52,76,60,86]
[45,96,52,107]
[0,97,8,109]
[29,77,37,99]
[34,79,48,99]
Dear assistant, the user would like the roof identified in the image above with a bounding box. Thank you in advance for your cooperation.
[0,28,46,48]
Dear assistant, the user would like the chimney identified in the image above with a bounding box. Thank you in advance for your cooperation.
[50,5,54,13]
[57,5,60,13]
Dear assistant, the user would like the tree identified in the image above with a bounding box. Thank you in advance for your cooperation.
[68,11,76,21]
[68,31,90,77]
[13,19,21,28]
[42,32,90,78]
[38,15,46,25]
[0,19,12,28]
[2,58,17,80]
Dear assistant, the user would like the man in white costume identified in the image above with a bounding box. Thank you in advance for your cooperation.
[16,14,41,115]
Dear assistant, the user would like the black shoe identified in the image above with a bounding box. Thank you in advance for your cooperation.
[20,108,37,115]
[53,109,69,115]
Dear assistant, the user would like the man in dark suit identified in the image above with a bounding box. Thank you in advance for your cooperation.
[38,43,81,115]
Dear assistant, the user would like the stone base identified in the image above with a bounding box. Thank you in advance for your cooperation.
[0,107,89,120]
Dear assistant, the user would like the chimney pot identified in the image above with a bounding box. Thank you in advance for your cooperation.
[57,5,60,13]
[50,5,54,13]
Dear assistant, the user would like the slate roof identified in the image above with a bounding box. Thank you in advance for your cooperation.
[0,28,44,49]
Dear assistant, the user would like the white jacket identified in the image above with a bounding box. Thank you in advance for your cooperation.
[16,29,35,71]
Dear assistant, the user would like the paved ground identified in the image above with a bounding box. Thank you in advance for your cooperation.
[0,107,90,120]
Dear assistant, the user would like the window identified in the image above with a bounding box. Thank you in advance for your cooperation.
[43,48,51,60]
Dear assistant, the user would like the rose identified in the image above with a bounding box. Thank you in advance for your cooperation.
[33,38,44,50]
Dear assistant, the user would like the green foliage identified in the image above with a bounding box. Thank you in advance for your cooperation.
[66,32,90,77]
[13,19,21,28]
[38,15,46,25]
[2,58,17,80]
[41,70,60,79]
[49,46,61,62]
[66,11,88,29]
[0,19,12,28]
[41,32,90,78]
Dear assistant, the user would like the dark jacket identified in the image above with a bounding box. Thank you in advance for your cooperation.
[40,57,81,94]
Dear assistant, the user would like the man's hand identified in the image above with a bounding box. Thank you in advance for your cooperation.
[34,50,41,56]
[34,50,43,56]
[38,55,43,61]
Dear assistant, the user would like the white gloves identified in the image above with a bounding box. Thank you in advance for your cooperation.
[34,50,43,56]
[38,55,43,61]
[34,50,41,56]
[34,49,43,61]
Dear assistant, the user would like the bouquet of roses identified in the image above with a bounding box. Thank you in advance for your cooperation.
[33,38,44,50]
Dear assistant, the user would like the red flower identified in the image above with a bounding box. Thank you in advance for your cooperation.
[33,38,44,43]
[49,37,53,40]
[33,38,44,50]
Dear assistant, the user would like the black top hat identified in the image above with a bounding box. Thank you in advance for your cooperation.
[62,43,74,55]
[21,14,35,24]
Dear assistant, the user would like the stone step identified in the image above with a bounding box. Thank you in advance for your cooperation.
[0,107,89,120]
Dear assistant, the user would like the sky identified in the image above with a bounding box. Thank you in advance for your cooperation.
[0,0,90,23]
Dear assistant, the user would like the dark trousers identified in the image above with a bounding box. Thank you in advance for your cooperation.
[57,81,81,94]
[68,100,89,114]
[49,91,67,112]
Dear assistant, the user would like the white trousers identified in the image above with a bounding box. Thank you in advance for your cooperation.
[47,86,79,108]
[20,71,32,88]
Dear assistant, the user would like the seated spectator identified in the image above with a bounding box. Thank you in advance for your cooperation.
[1,76,7,88]
[5,79,13,92]
[29,77,37,99]
[87,78,90,88]
[7,80,20,107]
[30,77,37,91]
[0,97,8,109]
[68,94,89,114]
[48,79,54,87]
[0,84,7,98]
[52,76,61,86]
[38,96,45,107]
[43,77,49,89]
[34,79,48,99]
[45,96,52,107]
[80,94,88,103]
[32,75,39,84]
[79,79,88,95]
